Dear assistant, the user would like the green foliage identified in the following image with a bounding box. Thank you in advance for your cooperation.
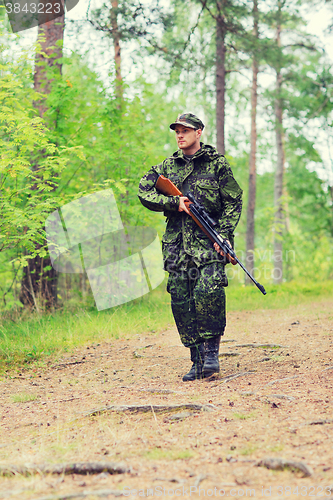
[0,37,181,306]
[0,67,69,260]
[89,0,172,43]
[1,0,333,318]
[44,53,180,229]
[286,156,332,234]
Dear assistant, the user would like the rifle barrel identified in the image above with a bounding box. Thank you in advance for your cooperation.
[189,204,267,296]
[155,175,267,295]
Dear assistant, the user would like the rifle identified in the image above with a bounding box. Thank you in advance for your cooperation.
[155,174,266,296]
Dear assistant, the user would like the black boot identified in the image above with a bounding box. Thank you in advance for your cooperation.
[203,335,221,378]
[182,343,205,382]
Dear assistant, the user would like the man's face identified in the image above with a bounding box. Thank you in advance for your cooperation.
[174,125,201,152]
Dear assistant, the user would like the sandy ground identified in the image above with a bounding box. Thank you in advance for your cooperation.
[0,299,332,500]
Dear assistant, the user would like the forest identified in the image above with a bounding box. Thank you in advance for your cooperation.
[1,0,333,318]
[1,3,333,495]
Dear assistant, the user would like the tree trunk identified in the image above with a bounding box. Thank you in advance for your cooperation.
[273,12,284,285]
[110,0,123,101]
[216,2,226,154]
[273,71,284,284]
[245,0,258,284]
[33,1,65,118]
[20,5,65,310]
[20,255,58,312]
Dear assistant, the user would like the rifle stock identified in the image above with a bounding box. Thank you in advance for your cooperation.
[156,176,183,197]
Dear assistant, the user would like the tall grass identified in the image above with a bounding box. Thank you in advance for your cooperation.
[0,287,173,371]
[0,280,332,372]
[227,280,333,311]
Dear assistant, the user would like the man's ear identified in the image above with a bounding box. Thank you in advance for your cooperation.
[197,129,202,139]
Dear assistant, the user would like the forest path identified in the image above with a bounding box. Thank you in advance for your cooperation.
[0,299,333,499]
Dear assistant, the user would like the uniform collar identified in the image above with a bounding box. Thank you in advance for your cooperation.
[173,142,206,160]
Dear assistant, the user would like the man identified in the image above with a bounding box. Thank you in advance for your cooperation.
[138,113,242,381]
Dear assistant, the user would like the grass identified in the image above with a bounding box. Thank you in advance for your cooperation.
[268,444,285,453]
[270,355,284,361]
[143,447,194,460]
[0,285,173,372]
[227,280,333,311]
[0,279,332,373]
[239,444,259,456]
[233,411,256,420]
[11,393,38,403]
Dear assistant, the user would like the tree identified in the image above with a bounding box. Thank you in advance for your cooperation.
[245,0,259,282]
[87,0,171,101]
[198,0,249,153]
[0,69,69,310]
[272,0,284,284]
[20,5,65,309]
[33,3,65,119]
[110,0,123,100]
[96,0,249,154]
[262,0,320,283]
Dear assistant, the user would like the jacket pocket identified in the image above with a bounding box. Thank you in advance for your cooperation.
[194,231,212,252]
[162,230,182,272]
[162,230,180,244]
[195,179,222,214]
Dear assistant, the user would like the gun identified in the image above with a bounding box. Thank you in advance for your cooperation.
[155,174,266,296]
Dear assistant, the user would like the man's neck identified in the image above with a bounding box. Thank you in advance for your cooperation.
[181,142,201,156]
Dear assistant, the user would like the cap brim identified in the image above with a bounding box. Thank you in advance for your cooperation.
[169,121,197,130]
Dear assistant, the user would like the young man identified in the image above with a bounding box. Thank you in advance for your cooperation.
[138,113,242,381]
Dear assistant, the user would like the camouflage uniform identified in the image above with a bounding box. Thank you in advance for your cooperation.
[138,143,242,347]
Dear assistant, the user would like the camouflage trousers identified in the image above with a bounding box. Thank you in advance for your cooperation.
[166,261,226,348]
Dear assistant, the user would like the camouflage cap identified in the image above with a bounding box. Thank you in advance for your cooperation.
[170,113,205,131]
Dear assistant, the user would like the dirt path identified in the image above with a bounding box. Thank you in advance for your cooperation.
[0,299,333,499]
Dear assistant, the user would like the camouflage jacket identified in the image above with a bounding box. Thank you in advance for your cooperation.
[138,143,243,272]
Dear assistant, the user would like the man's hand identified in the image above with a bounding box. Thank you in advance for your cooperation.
[178,196,190,214]
[214,240,231,256]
